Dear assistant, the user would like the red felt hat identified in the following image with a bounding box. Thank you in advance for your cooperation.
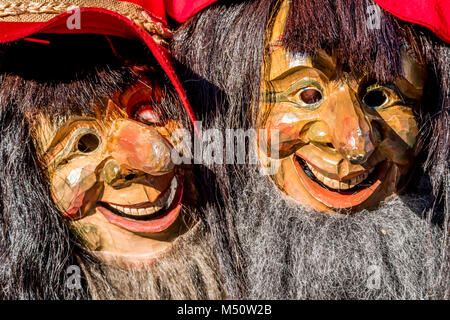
[0,0,204,130]
[164,0,218,22]
[163,0,450,43]
[374,0,450,43]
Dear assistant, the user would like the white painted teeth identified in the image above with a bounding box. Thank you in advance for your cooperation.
[109,203,163,216]
[306,163,371,190]
[166,175,178,208]
[108,176,178,217]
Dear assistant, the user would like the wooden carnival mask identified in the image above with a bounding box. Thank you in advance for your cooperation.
[33,66,196,263]
[257,0,426,212]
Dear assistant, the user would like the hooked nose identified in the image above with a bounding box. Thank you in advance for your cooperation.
[107,119,174,175]
[324,85,375,165]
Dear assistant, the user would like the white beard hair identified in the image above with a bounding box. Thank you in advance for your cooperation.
[79,221,226,300]
[234,166,449,299]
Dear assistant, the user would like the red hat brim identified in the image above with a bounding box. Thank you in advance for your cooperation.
[375,0,449,43]
[0,7,197,132]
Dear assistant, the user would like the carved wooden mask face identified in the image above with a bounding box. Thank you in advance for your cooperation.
[257,0,426,212]
[33,69,196,264]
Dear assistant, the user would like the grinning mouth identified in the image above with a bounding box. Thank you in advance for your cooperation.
[294,156,389,209]
[100,177,178,221]
[299,158,378,192]
[97,175,183,233]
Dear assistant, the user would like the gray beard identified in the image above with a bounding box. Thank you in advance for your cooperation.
[79,222,226,299]
[234,167,449,299]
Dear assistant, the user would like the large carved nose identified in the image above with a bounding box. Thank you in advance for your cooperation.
[107,119,174,175]
[325,85,375,164]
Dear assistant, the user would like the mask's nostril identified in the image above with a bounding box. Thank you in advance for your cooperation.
[347,154,366,165]
[125,174,137,181]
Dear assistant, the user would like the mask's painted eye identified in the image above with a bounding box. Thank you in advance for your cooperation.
[134,103,161,125]
[363,89,388,108]
[299,87,322,105]
[77,133,100,153]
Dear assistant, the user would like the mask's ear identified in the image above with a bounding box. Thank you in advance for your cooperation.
[105,99,128,122]
[30,113,53,156]
[268,0,289,46]
[395,50,427,100]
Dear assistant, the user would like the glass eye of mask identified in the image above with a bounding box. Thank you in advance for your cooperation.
[298,87,323,105]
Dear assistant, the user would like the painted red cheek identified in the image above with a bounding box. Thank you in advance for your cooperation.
[51,164,99,220]
[63,188,86,219]
[264,116,308,158]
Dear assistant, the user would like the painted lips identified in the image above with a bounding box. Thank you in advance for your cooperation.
[98,175,183,233]
[294,156,389,209]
